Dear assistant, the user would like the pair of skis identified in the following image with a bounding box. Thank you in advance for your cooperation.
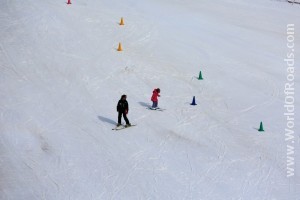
[112,107,165,131]
[112,124,136,131]
[146,107,165,111]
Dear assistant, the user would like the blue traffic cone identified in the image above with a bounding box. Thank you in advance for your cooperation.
[190,96,197,105]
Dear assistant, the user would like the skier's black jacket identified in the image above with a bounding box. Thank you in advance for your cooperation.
[117,99,129,113]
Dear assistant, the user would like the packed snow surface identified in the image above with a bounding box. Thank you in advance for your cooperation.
[0,0,299,199]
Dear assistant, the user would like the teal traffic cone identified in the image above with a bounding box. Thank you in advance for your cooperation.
[258,122,264,132]
[198,71,203,80]
[190,96,197,105]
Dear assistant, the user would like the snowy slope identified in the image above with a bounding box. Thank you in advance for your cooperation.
[0,0,299,199]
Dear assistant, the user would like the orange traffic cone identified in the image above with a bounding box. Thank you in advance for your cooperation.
[120,17,124,25]
[117,43,123,51]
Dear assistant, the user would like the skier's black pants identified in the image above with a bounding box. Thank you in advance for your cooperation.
[118,112,130,124]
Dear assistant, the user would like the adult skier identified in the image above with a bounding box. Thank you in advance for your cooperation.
[116,94,131,127]
[151,88,160,109]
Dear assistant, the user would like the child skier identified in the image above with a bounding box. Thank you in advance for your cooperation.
[151,88,160,109]
[116,94,131,127]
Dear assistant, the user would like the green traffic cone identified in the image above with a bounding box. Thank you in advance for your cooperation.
[198,71,203,80]
[258,122,264,132]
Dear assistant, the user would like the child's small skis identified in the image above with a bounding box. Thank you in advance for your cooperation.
[147,107,165,111]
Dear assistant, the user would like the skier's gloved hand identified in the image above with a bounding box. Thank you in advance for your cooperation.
[125,109,128,114]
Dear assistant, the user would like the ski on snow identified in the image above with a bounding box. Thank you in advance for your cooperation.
[146,107,165,111]
[112,124,137,131]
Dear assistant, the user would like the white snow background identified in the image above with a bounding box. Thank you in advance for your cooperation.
[0,0,299,199]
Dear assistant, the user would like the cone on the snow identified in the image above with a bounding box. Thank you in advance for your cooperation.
[190,96,197,105]
[120,17,125,25]
[117,43,123,51]
[67,0,71,4]
[198,71,203,80]
[258,121,264,132]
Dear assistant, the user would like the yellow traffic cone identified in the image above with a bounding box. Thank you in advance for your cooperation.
[120,17,124,25]
[117,43,123,51]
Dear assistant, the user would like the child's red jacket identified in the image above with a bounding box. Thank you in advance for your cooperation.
[151,89,160,102]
